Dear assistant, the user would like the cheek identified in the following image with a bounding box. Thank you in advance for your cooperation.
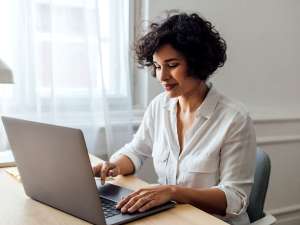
[173,67,189,81]
[173,75,188,87]
[177,78,199,93]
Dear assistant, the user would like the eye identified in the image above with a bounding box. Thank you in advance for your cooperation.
[167,63,178,68]
[153,64,161,70]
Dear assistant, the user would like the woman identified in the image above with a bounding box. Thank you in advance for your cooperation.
[93,12,256,225]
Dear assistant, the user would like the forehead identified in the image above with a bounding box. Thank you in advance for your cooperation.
[153,44,184,62]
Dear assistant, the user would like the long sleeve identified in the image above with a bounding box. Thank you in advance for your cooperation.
[110,102,154,172]
[215,112,256,218]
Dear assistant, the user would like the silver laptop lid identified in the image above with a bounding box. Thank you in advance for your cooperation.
[2,116,106,225]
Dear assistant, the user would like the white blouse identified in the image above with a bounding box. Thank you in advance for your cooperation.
[111,84,256,225]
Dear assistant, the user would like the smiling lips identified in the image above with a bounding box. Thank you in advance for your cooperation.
[163,83,177,91]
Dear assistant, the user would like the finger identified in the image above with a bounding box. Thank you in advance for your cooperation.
[92,166,97,176]
[107,167,119,177]
[128,196,152,213]
[120,195,142,213]
[116,194,135,209]
[119,192,151,213]
[107,169,114,177]
[92,164,102,177]
[116,189,144,209]
[138,200,158,212]
[100,162,111,184]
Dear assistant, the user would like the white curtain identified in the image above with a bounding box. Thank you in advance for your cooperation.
[0,0,134,156]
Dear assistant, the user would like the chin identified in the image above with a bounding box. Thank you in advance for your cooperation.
[165,90,180,98]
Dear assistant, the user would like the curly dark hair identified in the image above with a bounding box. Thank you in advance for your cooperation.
[135,12,227,80]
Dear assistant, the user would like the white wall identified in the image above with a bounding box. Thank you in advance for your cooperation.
[137,1,300,224]
[255,118,300,225]
[144,0,300,116]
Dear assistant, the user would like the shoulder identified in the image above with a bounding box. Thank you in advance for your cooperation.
[212,89,255,143]
[216,90,251,122]
[211,88,254,134]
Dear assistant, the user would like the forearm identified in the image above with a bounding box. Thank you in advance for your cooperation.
[110,154,135,176]
[171,186,227,216]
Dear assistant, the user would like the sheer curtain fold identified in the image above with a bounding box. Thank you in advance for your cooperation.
[0,0,134,156]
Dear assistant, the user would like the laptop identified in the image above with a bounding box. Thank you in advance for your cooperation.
[2,116,175,225]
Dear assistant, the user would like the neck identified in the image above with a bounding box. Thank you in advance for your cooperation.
[177,82,208,114]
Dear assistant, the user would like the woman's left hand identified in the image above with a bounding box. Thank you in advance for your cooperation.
[116,185,175,213]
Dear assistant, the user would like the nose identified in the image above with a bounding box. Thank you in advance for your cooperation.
[157,67,170,82]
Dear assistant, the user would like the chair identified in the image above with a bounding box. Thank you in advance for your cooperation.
[247,148,276,225]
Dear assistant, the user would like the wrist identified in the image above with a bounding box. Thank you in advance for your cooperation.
[110,161,121,175]
[169,185,180,202]
[107,161,121,176]
[115,164,121,175]
[169,185,188,204]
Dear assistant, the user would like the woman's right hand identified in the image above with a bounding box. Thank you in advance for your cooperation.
[92,161,120,185]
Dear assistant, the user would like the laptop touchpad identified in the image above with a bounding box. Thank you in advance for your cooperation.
[97,182,133,202]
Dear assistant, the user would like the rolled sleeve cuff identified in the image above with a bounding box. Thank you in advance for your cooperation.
[110,148,142,172]
[214,184,248,218]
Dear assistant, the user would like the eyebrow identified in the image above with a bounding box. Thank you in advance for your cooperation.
[153,58,180,64]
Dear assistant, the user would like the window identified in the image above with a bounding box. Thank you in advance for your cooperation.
[0,0,132,123]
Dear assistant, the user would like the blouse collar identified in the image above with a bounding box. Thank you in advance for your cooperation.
[163,82,220,119]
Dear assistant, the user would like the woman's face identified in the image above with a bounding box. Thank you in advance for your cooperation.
[153,44,202,98]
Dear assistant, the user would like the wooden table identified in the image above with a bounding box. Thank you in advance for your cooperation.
[0,155,228,225]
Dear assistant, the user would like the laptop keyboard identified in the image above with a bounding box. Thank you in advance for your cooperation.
[100,197,122,218]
